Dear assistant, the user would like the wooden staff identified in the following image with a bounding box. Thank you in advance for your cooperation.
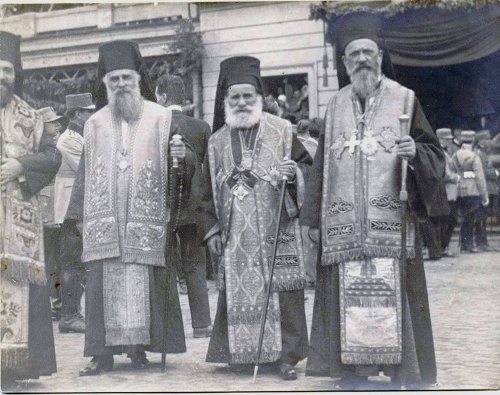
[253,172,289,383]
[162,134,183,372]
[398,114,410,386]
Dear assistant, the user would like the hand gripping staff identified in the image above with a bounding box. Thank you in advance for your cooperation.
[162,134,183,372]
[253,161,289,383]
[398,115,410,385]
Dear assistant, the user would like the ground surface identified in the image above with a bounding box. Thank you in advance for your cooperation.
[5,237,500,393]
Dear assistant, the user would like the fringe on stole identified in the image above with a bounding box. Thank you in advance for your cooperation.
[271,277,307,292]
[122,252,166,267]
[322,246,416,266]
[0,254,47,285]
[341,352,401,366]
[230,350,282,365]
[217,276,307,293]
[83,248,167,267]
[227,308,281,326]
[1,346,29,370]
[82,246,120,263]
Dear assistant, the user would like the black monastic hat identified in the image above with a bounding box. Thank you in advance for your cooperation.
[94,40,156,110]
[212,56,265,133]
[332,12,395,90]
[0,31,24,96]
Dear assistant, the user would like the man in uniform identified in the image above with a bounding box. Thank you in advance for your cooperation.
[56,93,95,334]
[0,31,58,387]
[37,106,67,321]
[454,131,489,253]
[203,56,311,380]
[155,74,213,338]
[301,14,448,389]
[436,128,460,257]
[66,40,194,375]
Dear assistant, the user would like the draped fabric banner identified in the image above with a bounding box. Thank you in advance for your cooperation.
[383,6,500,67]
[320,2,500,67]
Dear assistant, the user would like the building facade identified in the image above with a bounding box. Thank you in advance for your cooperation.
[1,2,339,124]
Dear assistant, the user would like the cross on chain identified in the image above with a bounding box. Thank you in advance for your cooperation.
[344,134,361,155]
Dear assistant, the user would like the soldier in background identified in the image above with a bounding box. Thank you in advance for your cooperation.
[474,130,499,252]
[56,93,95,334]
[436,128,460,257]
[453,131,489,253]
[37,107,67,321]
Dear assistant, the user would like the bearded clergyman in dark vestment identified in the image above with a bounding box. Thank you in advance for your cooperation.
[301,13,449,390]
[66,40,194,375]
[202,56,312,380]
[0,31,58,387]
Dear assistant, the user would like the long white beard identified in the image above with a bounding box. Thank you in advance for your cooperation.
[107,85,143,123]
[350,68,379,99]
[224,95,263,129]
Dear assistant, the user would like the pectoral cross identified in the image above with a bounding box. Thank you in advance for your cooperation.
[345,134,361,155]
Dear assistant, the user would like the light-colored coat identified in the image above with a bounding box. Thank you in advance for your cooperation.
[453,147,488,200]
[443,148,459,201]
[54,128,84,224]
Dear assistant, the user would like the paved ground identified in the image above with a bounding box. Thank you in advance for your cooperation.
[5,237,500,393]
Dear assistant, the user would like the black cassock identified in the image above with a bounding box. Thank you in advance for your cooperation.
[301,97,448,385]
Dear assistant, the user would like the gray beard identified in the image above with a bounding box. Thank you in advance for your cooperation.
[0,83,13,108]
[224,96,263,129]
[108,88,143,123]
[350,68,379,99]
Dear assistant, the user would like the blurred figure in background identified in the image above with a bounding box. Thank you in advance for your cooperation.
[56,93,95,334]
[38,107,67,321]
[453,131,489,253]
[156,74,213,339]
[474,130,499,251]
[436,128,460,257]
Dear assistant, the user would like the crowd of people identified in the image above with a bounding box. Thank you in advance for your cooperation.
[1,9,499,392]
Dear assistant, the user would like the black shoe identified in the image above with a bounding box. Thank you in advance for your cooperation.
[461,247,479,253]
[79,356,114,376]
[279,363,297,381]
[129,351,149,370]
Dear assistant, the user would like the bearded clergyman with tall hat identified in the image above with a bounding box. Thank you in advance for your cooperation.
[65,40,193,375]
[301,13,449,389]
[0,31,58,387]
[202,56,312,380]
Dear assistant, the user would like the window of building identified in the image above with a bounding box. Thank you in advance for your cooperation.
[262,73,309,124]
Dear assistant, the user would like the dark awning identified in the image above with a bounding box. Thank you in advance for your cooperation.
[312,0,500,67]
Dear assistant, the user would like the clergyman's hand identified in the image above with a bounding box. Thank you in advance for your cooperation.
[207,234,223,256]
[482,196,490,207]
[170,137,186,161]
[396,135,416,160]
[278,157,297,180]
[0,158,23,185]
[308,228,320,244]
[76,222,83,235]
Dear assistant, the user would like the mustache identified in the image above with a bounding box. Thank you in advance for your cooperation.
[353,63,375,73]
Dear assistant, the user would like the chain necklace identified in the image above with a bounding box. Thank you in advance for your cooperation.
[239,127,255,170]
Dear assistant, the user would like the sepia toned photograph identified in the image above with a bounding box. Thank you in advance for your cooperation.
[0,0,499,393]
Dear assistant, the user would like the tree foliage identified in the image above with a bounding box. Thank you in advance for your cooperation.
[21,18,205,113]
